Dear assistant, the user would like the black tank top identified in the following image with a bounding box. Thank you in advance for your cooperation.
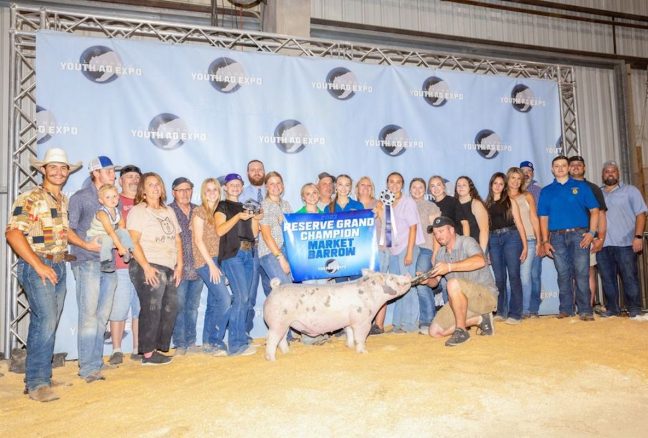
[487,199,514,231]
[458,200,479,241]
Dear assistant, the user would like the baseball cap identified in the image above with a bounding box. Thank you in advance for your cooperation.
[568,155,585,164]
[318,172,336,183]
[223,173,244,185]
[519,161,534,170]
[119,164,142,176]
[88,156,116,172]
[427,216,456,233]
[602,160,618,170]
[172,177,194,190]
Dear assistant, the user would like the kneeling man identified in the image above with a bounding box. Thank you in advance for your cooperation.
[425,216,498,346]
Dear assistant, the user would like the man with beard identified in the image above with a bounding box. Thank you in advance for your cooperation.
[241,159,266,204]
[425,216,498,346]
[107,165,142,364]
[240,160,268,334]
[6,148,85,401]
[568,155,607,308]
[596,160,647,319]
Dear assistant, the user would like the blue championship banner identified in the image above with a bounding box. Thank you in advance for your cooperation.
[283,210,379,281]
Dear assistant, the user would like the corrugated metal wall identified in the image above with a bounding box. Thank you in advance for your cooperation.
[311,0,648,57]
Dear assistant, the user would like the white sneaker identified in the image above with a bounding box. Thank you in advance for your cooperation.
[238,345,257,356]
[504,317,521,325]
[630,314,648,321]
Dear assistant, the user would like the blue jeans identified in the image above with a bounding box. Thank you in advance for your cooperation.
[110,269,140,321]
[550,230,592,316]
[197,258,231,350]
[530,250,543,314]
[221,248,258,355]
[596,246,642,316]
[246,254,266,336]
[72,261,117,378]
[520,239,537,316]
[380,246,419,332]
[415,247,436,327]
[18,259,66,391]
[259,252,292,290]
[488,229,523,320]
[96,229,133,262]
[172,278,204,349]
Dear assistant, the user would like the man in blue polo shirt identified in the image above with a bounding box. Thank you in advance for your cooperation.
[538,155,600,320]
[596,160,647,319]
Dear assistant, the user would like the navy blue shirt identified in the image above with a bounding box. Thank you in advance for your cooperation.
[537,177,599,231]
[68,182,101,264]
[325,198,364,213]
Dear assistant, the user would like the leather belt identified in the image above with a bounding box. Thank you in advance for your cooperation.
[37,252,76,263]
[240,240,255,250]
[491,226,515,235]
[551,227,587,235]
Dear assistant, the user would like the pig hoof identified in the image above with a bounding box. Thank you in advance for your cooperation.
[265,352,276,361]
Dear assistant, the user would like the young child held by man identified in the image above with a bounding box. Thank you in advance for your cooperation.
[86,184,134,272]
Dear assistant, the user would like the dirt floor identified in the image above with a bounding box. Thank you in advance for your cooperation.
[1,315,648,437]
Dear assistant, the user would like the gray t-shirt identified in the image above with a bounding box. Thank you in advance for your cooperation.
[436,235,498,297]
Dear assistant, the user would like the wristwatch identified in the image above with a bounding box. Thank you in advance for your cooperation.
[587,230,597,238]
[635,235,643,240]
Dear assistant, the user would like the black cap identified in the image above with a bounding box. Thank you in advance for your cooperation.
[172,177,194,190]
[119,164,142,176]
[427,216,456,233]
[568,155,585,164]
[318,172,336,183]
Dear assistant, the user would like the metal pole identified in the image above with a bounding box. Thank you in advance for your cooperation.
[4,4,18,360]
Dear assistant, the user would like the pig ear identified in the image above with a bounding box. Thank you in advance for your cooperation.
[361,268,373,277]
[381,285,397,296]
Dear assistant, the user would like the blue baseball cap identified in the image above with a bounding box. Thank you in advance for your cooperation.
[519,161,534,170]
[88,156,115,171]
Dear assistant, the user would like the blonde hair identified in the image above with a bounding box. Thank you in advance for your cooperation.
[355,176,375,200]
[506,167,527,194]
[98,184,118,197]
[200,178,221,225]
[300,183,319,201]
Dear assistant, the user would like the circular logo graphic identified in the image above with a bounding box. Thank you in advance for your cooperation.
[36,105,56,144]
[274,120,309,154]
[148,113,189,150]
[324,259,340,274]
[208,57,245,93]
[474,129,501,160]
[326,67,357,100]
[511,84,534,113]
[422,76,449,107]
[79,46,123,84]
[378,125,408,157]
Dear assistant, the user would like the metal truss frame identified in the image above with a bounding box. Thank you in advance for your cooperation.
[3,3,579,356]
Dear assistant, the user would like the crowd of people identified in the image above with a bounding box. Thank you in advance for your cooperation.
[6,147,647,402]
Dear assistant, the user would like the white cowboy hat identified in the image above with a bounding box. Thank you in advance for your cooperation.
[30,148,82,173]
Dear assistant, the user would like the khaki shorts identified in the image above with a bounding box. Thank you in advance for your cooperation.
[432,279,497,331]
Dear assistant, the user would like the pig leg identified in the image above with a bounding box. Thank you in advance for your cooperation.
[351,323,371,354]
[265,328,282,361]
[345,326,354,349]
[278,330,289,354]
